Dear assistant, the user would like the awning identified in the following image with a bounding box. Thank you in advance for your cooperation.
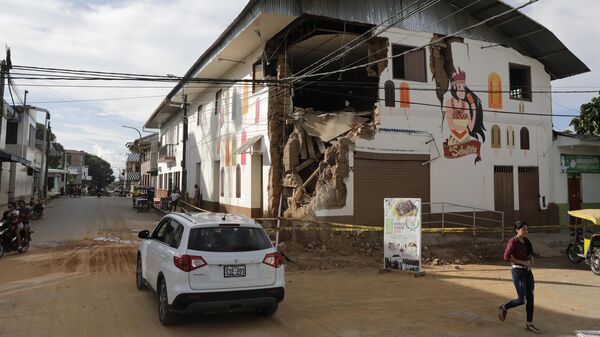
[0,150,31,166]
[147,168,159,176]
[236,135,263,154]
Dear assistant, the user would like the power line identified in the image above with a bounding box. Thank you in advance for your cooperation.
[29,95,165,104]
[302,87,578,118]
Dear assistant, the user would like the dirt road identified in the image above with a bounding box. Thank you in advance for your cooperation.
[0,198,599,337]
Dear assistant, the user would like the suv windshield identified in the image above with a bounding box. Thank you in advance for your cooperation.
[188,227,272,252]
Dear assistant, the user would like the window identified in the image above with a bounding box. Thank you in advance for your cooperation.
[231,88,237,120]
[187,227,272,252]
[252,61,264,93]
[6,120,18,145]
[506,126,515,149]
[29,124,36,148]
[509,63,531,101]
[384,80,395,107]
[196,104,202,126]
[236,164,241,198]
[491,125,501,149]
[488,72,502,109]
[151,218,172,242]
[392,45,426,82]
[166,220,184,248]
[214,90,222,115]
[220,167,225,197]
[399,82,410,108]
[520,127,530,150]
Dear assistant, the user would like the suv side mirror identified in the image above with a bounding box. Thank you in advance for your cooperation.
[138,230,150,239]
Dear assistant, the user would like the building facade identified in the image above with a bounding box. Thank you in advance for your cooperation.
[145,0,590,226]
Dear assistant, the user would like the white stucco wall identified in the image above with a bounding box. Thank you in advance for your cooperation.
[187,47,270,212]
[316,27,555,218]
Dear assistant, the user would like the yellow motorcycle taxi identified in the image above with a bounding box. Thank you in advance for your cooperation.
[567,209,600,276]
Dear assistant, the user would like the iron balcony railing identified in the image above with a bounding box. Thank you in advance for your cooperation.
[158,144,176,162]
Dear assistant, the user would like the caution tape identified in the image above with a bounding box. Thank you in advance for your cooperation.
[178,199,211,213]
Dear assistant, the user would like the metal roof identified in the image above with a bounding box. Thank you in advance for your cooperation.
[447,0,589,80]
[146,0,588,126]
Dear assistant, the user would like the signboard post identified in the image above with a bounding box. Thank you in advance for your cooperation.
[383,198,422,274]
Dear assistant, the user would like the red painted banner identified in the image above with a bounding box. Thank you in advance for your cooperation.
[443,140,482,164]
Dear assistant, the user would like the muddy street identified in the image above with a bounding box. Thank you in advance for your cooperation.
[0,197,599,337]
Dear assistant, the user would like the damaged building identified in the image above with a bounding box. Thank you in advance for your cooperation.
[144,0,590,228]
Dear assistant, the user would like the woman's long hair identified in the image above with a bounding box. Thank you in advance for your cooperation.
[450,84,486,142]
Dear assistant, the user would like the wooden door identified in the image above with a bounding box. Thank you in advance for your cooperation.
[568,175,582,225]
[494,166,514,228]
[518,167,540,225]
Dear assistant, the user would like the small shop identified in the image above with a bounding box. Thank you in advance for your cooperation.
[551,132,600,225]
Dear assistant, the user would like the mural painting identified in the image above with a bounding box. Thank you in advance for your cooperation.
[443,68,486,164]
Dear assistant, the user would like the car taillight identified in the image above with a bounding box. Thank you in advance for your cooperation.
[173,255,207,272]
[262,252,283,268]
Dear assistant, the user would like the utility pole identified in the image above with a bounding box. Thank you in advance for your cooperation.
[43,114,51,199]
[0,48,11,114]
[181,94,188,199]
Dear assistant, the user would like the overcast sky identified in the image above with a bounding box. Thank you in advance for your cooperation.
[0,0,598,174]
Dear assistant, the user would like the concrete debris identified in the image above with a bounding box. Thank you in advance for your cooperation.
[283,131,301,172]
[428,34,464,107]
[367,37,389,77]
[282,172,303,188]
[313,138,352,209]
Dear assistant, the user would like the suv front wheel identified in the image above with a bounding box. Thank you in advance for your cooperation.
[158,279,179,325]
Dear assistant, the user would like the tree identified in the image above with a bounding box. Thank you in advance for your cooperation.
[570,95,600,136]
[85,153,115,188]
[48,142,65,169]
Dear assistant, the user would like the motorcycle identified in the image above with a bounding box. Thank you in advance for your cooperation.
[0,221,33,258]
[30,201,45,220]
[567,227,585,264]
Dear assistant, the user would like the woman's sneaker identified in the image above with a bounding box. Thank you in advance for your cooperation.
[498,305,507,321]
[526,323,541,334]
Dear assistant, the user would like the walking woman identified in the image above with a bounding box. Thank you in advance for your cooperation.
[498,221,540,334]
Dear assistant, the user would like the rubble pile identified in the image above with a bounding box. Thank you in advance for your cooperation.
[282,107,375,219]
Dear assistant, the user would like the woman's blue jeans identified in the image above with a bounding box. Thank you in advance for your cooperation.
[504,267,535,322]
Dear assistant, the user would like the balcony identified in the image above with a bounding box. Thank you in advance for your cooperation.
[158,144,176,163]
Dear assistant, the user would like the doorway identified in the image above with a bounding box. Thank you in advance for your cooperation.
[568,174,582,225]
[494,166,514,228]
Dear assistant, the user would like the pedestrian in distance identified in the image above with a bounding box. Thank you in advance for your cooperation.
[498,221,540,334]
[193,184,201,208]
[170,188,180,212]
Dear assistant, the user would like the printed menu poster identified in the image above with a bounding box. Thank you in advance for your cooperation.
[383,198,422,272]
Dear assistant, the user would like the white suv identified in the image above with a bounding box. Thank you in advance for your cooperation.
[136,212,285,325]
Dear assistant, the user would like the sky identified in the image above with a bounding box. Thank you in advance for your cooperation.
[0,0,598,175]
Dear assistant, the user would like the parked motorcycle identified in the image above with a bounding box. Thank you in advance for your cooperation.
[0,221,33,258]
[30,201,45,220]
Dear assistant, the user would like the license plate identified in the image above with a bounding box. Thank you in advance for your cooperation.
[224,265,246,278]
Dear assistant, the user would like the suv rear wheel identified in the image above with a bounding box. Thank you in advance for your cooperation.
[135,256,146,290]
[158,279,179,325]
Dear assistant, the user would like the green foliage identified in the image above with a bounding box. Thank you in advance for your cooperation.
[48,142,65,169]
[84,153,115,188]
[570,96,600,136]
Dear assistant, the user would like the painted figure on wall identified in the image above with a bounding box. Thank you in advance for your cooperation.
[443,68,486,163]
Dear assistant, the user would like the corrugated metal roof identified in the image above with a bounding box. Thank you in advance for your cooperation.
[147,0,588,125]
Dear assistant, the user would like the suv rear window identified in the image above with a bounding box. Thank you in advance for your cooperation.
[187,227,272,252]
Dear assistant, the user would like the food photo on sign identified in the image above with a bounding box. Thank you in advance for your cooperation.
[383,198,422,272]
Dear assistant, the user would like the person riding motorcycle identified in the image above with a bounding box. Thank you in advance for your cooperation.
[2,202,22,250]
[17,200,31,241]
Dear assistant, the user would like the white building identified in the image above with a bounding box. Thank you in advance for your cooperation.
[146,0,590,227]
[0,102,48,205]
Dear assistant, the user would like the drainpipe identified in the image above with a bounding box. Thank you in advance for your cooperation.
[181,94,188,199]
